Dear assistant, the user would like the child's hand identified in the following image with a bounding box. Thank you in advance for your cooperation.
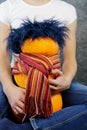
[5,84,26,115]
[49,69,71,92]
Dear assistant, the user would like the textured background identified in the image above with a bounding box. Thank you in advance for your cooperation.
[0,0,87,85]
[65,0,87,85]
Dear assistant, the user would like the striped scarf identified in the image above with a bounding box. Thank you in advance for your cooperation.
[12,53,61,122]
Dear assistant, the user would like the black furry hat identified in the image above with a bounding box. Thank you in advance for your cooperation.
[7,19,69,54]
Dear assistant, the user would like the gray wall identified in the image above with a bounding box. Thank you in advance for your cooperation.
[65,0,87,85]
[0,0,87,85]
[0,0,5,3]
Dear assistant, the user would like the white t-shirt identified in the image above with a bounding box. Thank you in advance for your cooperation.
[0,0,77,28]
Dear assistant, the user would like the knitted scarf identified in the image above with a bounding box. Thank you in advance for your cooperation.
[12,53,61,122]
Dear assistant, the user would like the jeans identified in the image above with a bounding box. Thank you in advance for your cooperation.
[0,81,87,130]
[0,84,9,119]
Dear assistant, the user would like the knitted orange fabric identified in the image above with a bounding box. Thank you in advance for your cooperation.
[21,37,59,56]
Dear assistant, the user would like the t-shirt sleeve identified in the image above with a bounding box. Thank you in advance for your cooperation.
[0,1,10,25]
[66,4,77,25]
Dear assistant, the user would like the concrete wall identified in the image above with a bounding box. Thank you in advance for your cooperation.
[0,0,87,85]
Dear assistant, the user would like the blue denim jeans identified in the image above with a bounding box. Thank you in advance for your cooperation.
[0,81,87,130]
[0,84,9,119]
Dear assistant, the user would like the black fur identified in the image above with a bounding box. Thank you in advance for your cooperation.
[7,19,69,54]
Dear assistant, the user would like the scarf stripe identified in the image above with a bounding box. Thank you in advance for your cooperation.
[20,53,53,70]
[12,53,61,122]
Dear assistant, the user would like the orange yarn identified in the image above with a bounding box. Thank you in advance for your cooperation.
[51,93,62,113]
[14,37,62,113]
[14,74,27,89]
[21,37,59,56]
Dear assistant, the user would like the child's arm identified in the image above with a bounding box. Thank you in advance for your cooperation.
[0,22,25,115]
[49,20,77,92]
